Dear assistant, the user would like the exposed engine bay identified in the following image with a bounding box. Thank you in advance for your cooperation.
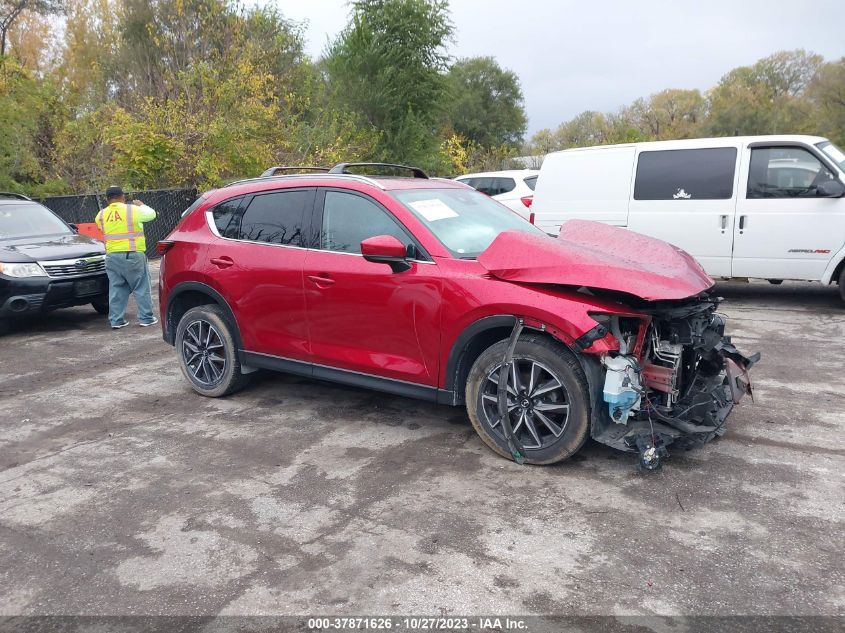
[587,296,759,469]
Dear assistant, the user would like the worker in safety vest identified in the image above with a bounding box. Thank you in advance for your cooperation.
[94,186,158,329]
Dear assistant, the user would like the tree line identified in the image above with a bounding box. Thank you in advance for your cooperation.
[1,0,844,197]
[527,50,845,157]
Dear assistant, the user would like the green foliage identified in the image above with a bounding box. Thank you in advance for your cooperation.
[806,58,845,147]
[325,0,453,169]
[444,56,527,148]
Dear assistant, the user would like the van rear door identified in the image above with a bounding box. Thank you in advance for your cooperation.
[627,146,739,278]
[532,146,635,233]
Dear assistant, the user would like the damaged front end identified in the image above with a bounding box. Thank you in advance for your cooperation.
[587,296,759,469]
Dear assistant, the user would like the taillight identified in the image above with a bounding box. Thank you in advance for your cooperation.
[156,240,175,255]
[521,196,533,208]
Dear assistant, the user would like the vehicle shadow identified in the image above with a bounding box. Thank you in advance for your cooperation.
[0,307,108,338]
[714,280,842,311]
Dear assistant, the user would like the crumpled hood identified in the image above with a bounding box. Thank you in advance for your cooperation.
[0,233,105,263]
[477,220,714,301]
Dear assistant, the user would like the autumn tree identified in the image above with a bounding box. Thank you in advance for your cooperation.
[0,0,62,57]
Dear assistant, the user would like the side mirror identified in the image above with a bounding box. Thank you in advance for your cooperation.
[361,235,411,273]
[68,223,78,233]
[817,180,845,198]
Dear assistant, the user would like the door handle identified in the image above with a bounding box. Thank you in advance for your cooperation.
[307,274,335,287]
[210,256,234,268]
[738,215,747,234]
[719,215,728,232]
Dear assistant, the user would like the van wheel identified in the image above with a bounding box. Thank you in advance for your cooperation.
[465,335,590,465]
[839,267,845,303]
[175,305,250,397]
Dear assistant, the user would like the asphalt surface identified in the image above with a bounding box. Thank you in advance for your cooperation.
[0,268,843,622]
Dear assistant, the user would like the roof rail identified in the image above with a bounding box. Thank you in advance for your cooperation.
[223,173,386,190]
[329,162,428,179]
[259,166,331,177]
[0,192,32,201]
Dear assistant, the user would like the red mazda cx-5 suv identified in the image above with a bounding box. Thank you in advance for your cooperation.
[159,163,757,467]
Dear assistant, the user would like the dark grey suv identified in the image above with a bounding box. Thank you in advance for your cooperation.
[0,193,108,332]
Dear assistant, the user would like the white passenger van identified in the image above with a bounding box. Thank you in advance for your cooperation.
[532,135,845,298]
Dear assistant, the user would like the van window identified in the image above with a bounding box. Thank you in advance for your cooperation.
[634,148,737,200]
[747,147,837,198]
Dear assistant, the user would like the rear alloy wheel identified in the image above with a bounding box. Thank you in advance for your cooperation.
[466,335,590,465]
[175,305,250,397]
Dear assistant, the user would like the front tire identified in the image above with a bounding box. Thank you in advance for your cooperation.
[91,297,109,315]
[839,267,845,303]
[465,335,590,465]
[175,305,250,397]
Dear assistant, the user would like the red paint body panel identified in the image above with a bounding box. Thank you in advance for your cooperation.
[159,176,705,401]
[478,220,715,301]
[303,250,442,384]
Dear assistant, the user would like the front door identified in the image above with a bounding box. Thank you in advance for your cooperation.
[303,189,442,386]
[732,144,845,280]
[627,146,739,278]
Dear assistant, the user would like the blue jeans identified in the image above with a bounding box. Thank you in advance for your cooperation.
[104,252,155,326]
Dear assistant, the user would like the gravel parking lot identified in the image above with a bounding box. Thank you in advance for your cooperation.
[1,266,843,623]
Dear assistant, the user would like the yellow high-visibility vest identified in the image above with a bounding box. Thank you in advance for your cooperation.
[95,202,156,254]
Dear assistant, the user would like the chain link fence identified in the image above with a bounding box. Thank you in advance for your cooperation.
[37,188,199,258]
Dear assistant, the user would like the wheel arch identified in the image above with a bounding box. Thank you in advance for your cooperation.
[444,315,580,406]
[164,282,242,349]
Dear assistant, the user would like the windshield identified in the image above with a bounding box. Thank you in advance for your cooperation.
[817,141,845,171]
[0,203,71,240]
[391,187,547,258]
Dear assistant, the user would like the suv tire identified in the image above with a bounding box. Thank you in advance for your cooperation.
[91,298,109,315]
[465,335,590,465]
[175,305,250,397]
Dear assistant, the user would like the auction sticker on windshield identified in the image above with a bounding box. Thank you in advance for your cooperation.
[409,199,459,222]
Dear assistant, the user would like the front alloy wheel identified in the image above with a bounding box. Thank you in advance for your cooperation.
[466,335,590,464]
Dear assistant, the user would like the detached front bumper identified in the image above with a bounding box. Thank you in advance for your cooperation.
[0,273,108,318]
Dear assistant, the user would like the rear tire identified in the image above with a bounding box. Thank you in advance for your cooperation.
[465,335,591,465]
[175,305,250,397]
[91,297,109,315]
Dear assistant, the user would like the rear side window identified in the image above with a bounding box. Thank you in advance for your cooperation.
[239,190,309,246]
[458,177,515,196]
[320,191,411,254]
[634,148,737,200]
[524,175,538,191]
[210,196,243,238]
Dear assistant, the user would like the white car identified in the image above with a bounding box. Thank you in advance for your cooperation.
[531,135,845,299]
[454,170,539,219]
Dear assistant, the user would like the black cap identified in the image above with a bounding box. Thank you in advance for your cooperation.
[105,186,124,198]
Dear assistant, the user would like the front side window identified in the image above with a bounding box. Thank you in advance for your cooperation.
[634,148,737,200]
[391,187,546,258]
[238,190,308,246]
[210,196,243,238]
[0,203,71,240]
[320,191,411,254]
[747,147,837,198]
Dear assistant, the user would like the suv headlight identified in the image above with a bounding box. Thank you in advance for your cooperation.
[0,262,47,278]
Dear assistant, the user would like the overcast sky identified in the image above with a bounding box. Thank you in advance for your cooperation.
[270,0,845,137]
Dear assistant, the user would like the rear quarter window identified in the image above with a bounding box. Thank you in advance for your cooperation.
[524,175,538,191]
[210,196,244,238]
[634,148,737,200]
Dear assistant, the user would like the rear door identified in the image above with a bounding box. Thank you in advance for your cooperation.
[303,188,442,386]
[207,188,314,360]
[627,146,738,278]
[732,142,845,280]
